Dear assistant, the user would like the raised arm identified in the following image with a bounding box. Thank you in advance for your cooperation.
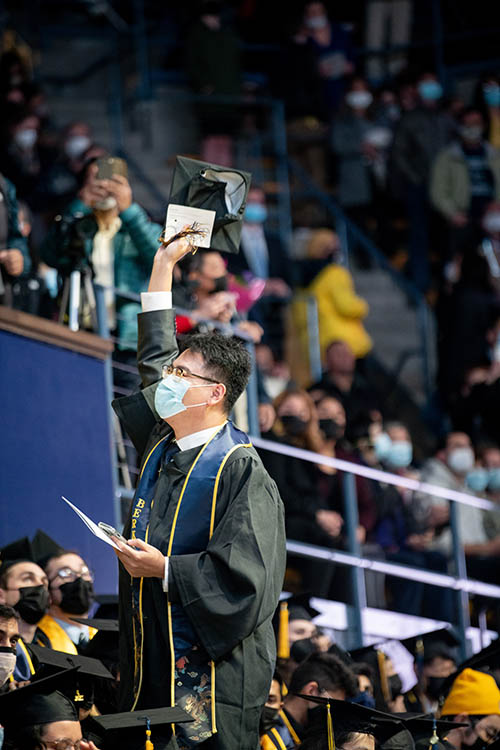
[137,235,196,387]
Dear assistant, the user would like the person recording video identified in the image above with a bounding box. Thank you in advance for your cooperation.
[40,157,162,381]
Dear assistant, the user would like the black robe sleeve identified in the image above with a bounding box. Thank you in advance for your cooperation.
[112,308,178,456]
[168,450,286,662]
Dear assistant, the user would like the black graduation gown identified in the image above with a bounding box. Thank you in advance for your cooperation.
[113,309,286,750]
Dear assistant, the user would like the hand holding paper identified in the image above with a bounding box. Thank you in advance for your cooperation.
[61,496,120,550]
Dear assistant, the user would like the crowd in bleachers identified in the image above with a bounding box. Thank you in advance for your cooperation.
[2,2,500,622]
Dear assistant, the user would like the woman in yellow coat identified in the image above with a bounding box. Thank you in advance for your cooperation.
[305,229,372,359]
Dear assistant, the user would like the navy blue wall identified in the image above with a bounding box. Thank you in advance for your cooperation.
[0,330,117,594]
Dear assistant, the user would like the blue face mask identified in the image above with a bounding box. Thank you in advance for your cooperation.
[386,440,413,469]
[488,467,500,491]
[244,202,268,224]
[350,690,376,709]
[466,468,489,492]
[484,85,500,108]
[418,80,443,101]
[154,375,209,419]
[374,432,392,462]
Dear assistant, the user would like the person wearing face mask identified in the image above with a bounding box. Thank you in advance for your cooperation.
[36,552,97,654]
[479,444,500,546]
[0,550,50,683]
[260,673,294,750]
[109,235,286,750]
[440,668,500,750]
[403,631,458,714]
[415,432,499,581]
[374,423,455,621]
[0,110,42,202]
[392,71,454,291]
[331,78,377,229]
[431,107,500,261]
[296,229,372,360]
[475,76,500,150]
[227,185,293,362]
[0,606,20,691]
[278,653,358,746]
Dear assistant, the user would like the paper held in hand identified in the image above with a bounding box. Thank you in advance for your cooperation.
[164,204,216,249]
[61,496,120,550]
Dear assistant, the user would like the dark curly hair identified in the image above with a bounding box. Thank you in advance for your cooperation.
[181,330,252,414]
[289,652,358,700]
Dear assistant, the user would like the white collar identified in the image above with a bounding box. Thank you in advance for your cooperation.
[176,424,226,452]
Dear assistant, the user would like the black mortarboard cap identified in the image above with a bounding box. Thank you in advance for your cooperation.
[0,668,78,728]
[71,617,119,632]
[399,714,467,737]
[32,529,65,568]
[169,156,252,254]
[401,628,460,665]
[29,644,114,681]
[94,706,194,732]
[0,536,34,575]
[297,695,406,745]
[286,593,321,622]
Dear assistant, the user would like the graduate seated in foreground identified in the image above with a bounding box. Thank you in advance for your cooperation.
[439,668,500,750]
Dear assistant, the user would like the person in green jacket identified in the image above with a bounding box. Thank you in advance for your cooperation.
[41,160,162,354]
[430,107,500,262]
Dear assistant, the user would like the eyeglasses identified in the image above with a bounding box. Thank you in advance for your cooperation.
[470,719,500,745]
[161,363,220,384]
[49,566,93,584]
[45,740,83,750]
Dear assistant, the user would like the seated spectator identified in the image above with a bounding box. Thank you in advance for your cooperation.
[41,159,162,390]
[0,605,19,689]
[430,107,500,262]
[0,172,31,297]
[36,551,96,653]
[440,668,500,749]
[480,443,500,541]
[373,421,454,621]
[474,74,500,149]
[415,431,500,583]
[299,228,372,359]
[309,340,380,426]
[278,653,358,745]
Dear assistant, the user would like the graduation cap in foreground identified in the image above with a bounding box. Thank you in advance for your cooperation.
[93,705,194,749]
[71,616,119,632]
[29,644,114,710]
[401,628,461,666]
[296,695,406,750]
[169,156,252,254]
[0,668,79,729]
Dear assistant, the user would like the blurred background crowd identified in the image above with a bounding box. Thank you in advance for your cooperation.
[1,0,500,663]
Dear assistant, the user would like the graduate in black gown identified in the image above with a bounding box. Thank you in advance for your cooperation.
[112,235,287,750]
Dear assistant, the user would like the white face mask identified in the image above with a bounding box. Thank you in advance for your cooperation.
[346,91,373,110]
[0,649,17,687]
[14,128,37,150]
[447,447,475,475]
[65,135,91,160]
[154,374,210,419]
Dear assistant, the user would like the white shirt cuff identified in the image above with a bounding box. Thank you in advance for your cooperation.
[141,291,172,312]
[162,556,169,592]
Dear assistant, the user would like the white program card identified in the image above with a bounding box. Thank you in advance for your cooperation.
[164,204,216,248]
[61,496,120,550]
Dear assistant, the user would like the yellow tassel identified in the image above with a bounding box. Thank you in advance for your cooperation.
[327,701,335,750]
[145,719,154,750]
[277,601,290,660]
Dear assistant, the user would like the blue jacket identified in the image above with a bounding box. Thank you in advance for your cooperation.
[41,198,162,349]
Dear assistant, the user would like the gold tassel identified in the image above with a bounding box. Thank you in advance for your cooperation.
[327,701,335,750]
[145,718,154,750]
[277,601,290,660]
[428,718,439,749]
[377,650,391,705]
